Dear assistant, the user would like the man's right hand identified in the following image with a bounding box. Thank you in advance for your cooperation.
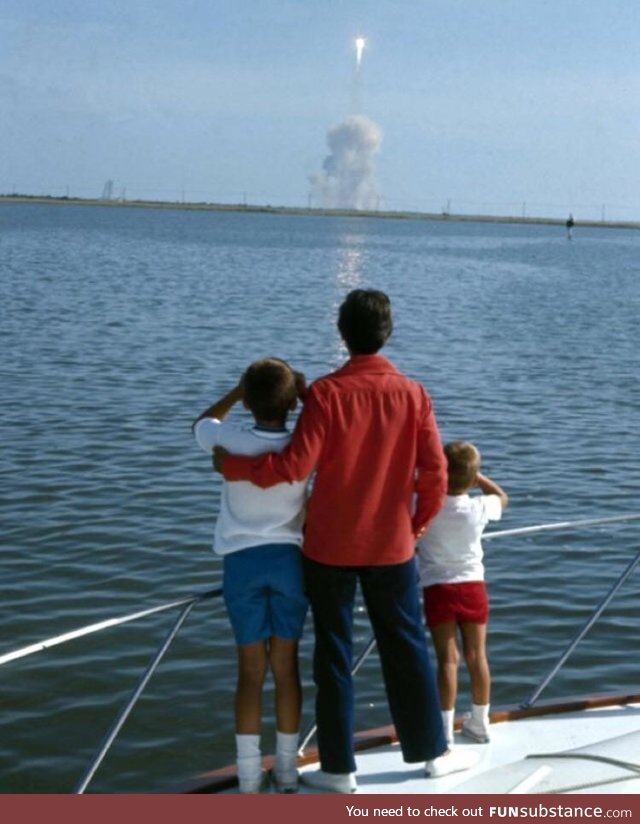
[413,523,428,540]
[213,446,228,473]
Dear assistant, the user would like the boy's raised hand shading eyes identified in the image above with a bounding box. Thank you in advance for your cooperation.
[293,371,307,401]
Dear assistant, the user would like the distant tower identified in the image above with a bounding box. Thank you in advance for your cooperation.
[102,180,114,200]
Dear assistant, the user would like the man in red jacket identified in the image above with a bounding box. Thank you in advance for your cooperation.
[215,289,477,792]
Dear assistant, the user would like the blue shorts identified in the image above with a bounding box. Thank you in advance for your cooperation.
[222,543,309,647]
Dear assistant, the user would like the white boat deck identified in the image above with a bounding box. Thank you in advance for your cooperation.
[290,701,640,795]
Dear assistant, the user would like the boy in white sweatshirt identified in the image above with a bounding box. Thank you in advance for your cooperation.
[193,358,309,793]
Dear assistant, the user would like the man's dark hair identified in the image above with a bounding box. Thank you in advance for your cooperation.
[242,358,296,422]
[337,289,393,354]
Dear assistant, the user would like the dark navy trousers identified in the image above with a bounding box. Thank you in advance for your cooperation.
[303,556,447,774]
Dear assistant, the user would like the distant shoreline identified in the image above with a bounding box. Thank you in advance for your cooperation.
[2,194,639,231]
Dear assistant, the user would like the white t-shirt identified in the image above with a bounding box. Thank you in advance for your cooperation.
[194,418,307,556]
[416,494,503,586]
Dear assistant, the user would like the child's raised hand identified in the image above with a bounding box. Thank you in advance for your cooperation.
[293,371,307,400]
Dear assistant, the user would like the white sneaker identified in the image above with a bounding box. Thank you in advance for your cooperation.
[425,748,480,778]
[274,768,299,793]
[300,769,357,793]
[461,714,490,743]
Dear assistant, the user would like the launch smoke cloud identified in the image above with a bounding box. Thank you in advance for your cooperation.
[309,114,382,210]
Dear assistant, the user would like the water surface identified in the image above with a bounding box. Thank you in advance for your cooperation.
[1,204,638,792]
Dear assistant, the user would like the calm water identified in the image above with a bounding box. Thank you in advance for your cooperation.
[1,203,639,793]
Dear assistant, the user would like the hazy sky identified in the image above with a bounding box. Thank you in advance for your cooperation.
[2,1,640,220]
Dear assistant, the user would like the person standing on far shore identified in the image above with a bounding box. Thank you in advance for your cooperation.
[566,213,575,240]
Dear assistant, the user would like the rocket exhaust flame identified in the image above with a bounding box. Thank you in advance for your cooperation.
[355,36,366,68]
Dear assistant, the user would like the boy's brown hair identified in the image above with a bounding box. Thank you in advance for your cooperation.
[444,441,481,494]
[241,358,296,423]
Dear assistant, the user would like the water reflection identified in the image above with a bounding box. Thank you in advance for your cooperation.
[331,233,366,367]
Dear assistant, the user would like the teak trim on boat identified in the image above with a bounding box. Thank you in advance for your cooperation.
[176,690,640,793]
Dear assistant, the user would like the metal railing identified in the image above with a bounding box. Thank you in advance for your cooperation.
[2,512,639,791]
[0,586,222,793]
[483,513,640,708]
[297,512,640,753]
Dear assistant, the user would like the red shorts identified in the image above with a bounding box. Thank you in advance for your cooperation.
[423,582,489,627]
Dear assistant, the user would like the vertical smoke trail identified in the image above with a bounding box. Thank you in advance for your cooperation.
[309,37,383,211]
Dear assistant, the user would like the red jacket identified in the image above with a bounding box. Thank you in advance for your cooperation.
[222,354,447,566]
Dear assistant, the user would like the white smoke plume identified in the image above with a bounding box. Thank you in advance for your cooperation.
[309,114,382,210]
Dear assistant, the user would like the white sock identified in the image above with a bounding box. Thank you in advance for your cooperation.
[471,703,490,725]
[275,730,299,773]
[236,734,261,785]
[441,710,455,745]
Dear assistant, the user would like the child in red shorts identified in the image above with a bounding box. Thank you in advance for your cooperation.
[417,441,508,746]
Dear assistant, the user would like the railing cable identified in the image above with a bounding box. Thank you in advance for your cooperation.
[485,512,640,542]
[0,587,223,792]
[74,599,198,794]
[0,588,222,667]
[298,634,378,755]
[520,546,640,709]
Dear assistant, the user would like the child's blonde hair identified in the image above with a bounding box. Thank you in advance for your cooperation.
[444,441,481,494]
